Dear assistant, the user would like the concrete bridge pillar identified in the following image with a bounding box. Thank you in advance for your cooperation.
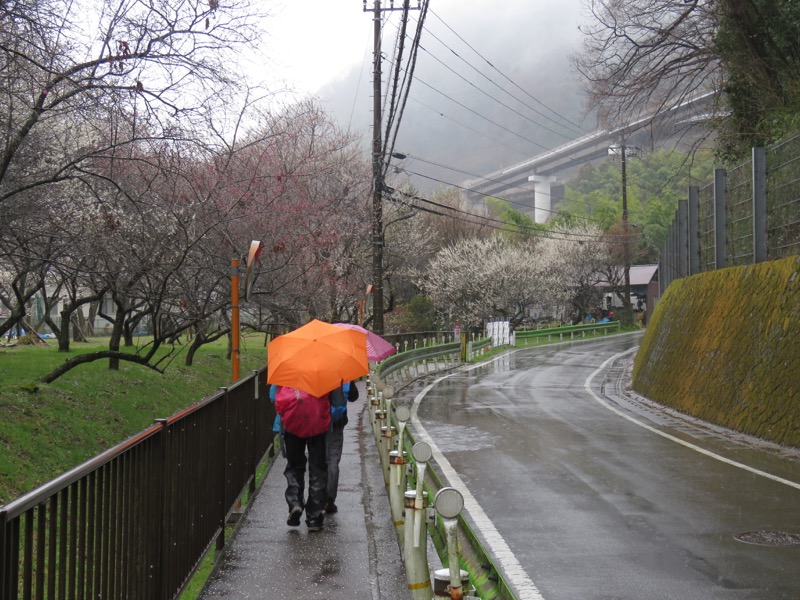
[527,174,557,224]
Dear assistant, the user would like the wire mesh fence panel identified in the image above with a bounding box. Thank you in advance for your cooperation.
[766,133,800,259]
[663,133,800,289]
[697,181,716,272]
[726,160,754,266]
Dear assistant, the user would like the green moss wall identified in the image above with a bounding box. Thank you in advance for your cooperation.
[632,256,800,446]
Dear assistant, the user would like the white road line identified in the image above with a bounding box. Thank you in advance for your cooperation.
[584,349,800,491]
[410,356,546,600]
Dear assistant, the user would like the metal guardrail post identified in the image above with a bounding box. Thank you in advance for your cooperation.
[380,392,395,484]
[433,487,475,599]
[369,381,381,442]
[389,405,411,548]
[404,442,432,600]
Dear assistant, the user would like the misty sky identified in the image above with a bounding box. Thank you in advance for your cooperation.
[252,0,593,192]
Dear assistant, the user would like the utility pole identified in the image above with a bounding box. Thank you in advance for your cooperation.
[369,0,384,334]
[620,143,632,325]
[609,141,635,324]
[364,0,419,335]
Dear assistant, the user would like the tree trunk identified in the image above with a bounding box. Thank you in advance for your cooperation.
[108,304,126,370]
[87,301,98,337]
[185,333,205,366]
[58,308,72,351]
[123,320,134,346]
[72,312,88,342]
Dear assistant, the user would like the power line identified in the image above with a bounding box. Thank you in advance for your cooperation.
[413,76,554,152]
[387,150,594,220]
[416,43,579,140]
[411,22,586,138]
[380,17,567,162]
[384,184,635,242]
[408,96,534,157]
[428,7,589,134]
[396,167,586,224]
[383,0,430,178]
[382,4,413,162]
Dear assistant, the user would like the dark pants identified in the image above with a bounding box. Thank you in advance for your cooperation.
[283,430,327,522]
[325,425,345,503]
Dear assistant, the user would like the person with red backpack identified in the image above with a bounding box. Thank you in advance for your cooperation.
[274,386,331,532]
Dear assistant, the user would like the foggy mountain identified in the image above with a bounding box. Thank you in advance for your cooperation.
[315,0,594,196]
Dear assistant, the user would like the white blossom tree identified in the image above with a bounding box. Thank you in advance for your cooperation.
[420,225,611,328]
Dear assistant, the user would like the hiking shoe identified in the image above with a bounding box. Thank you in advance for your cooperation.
[306,517,324,532]
[287,506,303,527]
[324,501,338,514]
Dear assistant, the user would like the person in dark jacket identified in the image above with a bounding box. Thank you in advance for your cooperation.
[324,381,359,513]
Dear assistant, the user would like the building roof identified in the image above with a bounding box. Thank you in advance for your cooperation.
[629,264,659,286]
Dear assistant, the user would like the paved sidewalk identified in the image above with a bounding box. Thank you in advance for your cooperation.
[200,384,408,599]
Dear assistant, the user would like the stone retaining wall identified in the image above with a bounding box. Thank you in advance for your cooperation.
[632,256,800,446]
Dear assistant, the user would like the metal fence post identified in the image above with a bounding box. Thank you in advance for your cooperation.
[217,387,229,554]
[153,418,169,600]
[713,168,727,269]
[688,186,700,274]
[752,146,767,263]
[250,372,260,499]
[678,199,688,278]
[0,509,7,598]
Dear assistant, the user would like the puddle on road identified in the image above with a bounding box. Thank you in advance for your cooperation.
[421,421,500,453]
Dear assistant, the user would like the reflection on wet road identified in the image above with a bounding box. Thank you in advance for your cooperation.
[407,334,800,600]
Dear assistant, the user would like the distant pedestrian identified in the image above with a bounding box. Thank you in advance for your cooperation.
[268,384,285,457]
[274,386,330,532]
[325,381,359,513]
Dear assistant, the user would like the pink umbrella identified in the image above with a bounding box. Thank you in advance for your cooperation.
[334,323,396,362]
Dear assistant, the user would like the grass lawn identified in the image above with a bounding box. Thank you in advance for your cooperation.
[0,333,267,505]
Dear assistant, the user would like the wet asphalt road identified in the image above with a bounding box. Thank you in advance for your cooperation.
[407,334,800,600]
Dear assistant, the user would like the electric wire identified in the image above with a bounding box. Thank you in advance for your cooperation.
[376,5,619,232]
[383,0,430,178]
[408,96,533,157]
[380,16,560,171]
[385,183,634,241]
[347,27,373,132]
[382,3,412,160]
[413,76,555,153]
[396,152,579,209]
[383,185,637,243]
[398,166,599,224]
[390,10,587,140]
[416,41,583,139]
[428,7,588,134]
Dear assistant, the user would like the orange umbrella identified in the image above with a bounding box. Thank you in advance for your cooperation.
[267,319,369,397]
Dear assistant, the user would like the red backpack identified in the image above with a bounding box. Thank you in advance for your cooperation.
[274,387,331,437]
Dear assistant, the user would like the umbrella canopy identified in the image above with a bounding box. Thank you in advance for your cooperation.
[267,319,369,397]
[334,323,396,362]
